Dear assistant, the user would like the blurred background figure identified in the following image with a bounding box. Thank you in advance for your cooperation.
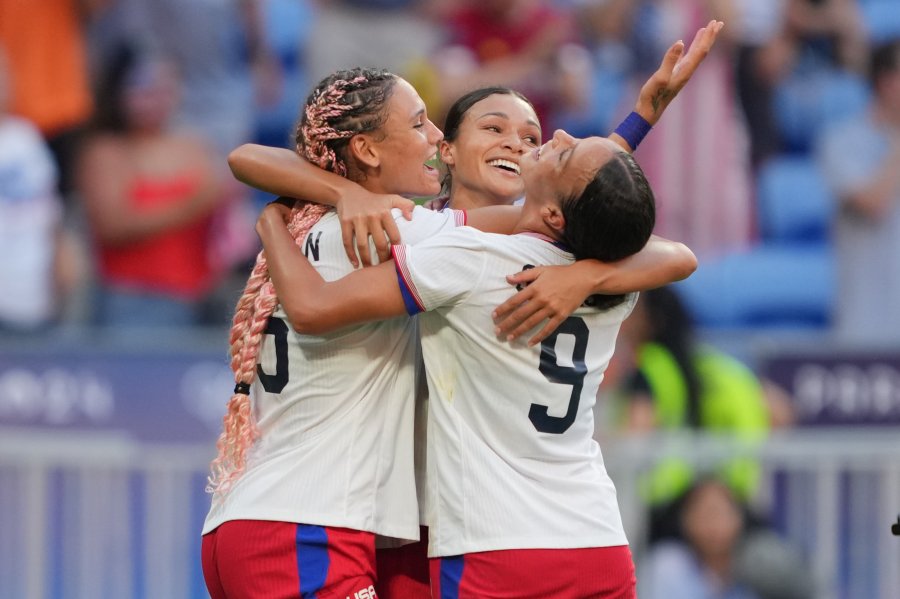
[87,0,282,324]
[816,37,900,346]
[639,478,761,599]
[1,2,899,596]
[729,0,790,171]
[783,0,868,74]
[729,0,868,171]
[0,0,101,205]
[75,43,229,329]
[253,0,316,151]
[638,478,816,599]
[587,0,755,259]
[305,0,442,92]
[609,286,774,540]
[429,0,591,134]
[88,0,280,159]
[0,47,76,334]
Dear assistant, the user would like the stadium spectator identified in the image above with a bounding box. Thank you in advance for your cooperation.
[87,0,280,322]
[728,0,791,170]
[0,0,100,203]
[638,477,815,599]
[816,38,900,346]
[610,0,754,259]
[76,44,229,328]
[782,0,868,74]
[638,478,762,599]
[429,0,591,132]
[305,0,443,89]
[611,286,770,541]
[88,0,279,158]
[0,47,73,333]
[729,0,867,168]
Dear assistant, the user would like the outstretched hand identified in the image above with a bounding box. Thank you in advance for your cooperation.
[636,19,724,125]
[337,191,415,268]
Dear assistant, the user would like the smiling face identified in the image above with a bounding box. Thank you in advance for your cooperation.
[440,92,541,209]
[364,78,443,197]
[521,130,620,206]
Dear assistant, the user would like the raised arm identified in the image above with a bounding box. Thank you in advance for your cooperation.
[229,143,413,266]
[609,20,724,152]
[256,203,407,334]
[492,22,720,344]
[492,236,697,345]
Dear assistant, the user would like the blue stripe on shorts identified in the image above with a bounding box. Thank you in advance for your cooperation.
[296,524,330,598]
[440,555,464,599]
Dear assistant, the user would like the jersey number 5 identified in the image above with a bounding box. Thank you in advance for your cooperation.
[257,317,289,393]
[530,316,588,434]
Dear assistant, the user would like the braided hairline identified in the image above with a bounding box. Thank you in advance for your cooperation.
[300,76,367,175]
[297,71,395,176]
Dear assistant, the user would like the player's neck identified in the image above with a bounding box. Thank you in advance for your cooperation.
[448,187,513,211]
[512,203,561,242]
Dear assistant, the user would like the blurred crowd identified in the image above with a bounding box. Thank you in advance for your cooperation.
[1,0,898,345]
[3,1,897,596]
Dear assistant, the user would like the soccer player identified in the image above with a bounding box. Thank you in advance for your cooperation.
[217,22,721,597]
[200,68,463,599]
[201,67,693,599]
[256,129,662,598]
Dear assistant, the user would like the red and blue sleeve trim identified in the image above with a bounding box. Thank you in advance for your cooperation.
[439,207,467,226]
[391,245,425,315]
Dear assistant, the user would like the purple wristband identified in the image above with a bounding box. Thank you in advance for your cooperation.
[613,112,652,150]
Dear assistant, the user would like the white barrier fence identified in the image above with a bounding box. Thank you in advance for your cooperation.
[0,429,213,599]
[605,429,900,599]
[1,428,898,599]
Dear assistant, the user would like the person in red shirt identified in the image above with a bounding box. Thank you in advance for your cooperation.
[76,43,230,327]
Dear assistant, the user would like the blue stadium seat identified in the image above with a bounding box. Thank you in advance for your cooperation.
[774,68,871,153]
[675,244,834,328]
[255,0,314,148]
[860,0,900,43]
[756,155,835,243]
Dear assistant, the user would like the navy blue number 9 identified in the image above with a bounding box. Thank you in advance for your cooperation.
[529,317,588,434]
[257,317,289,393]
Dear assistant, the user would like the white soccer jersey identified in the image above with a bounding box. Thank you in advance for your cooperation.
[392,227,635,556]
[203,206,465,542]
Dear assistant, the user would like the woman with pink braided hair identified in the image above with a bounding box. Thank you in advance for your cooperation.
[200,67,464,599]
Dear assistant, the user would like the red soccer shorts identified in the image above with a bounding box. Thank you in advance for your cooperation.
[375,526,431,599]
[202,519,377,599]
[430,545,636,599]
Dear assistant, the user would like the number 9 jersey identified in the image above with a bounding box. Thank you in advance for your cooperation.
[392,227,635,557]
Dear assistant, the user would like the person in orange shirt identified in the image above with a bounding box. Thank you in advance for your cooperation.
[0,0,100,200]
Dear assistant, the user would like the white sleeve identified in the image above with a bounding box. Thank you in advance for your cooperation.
[356,206,465,266]
[391,228,486,315]
[394,206,467,246]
